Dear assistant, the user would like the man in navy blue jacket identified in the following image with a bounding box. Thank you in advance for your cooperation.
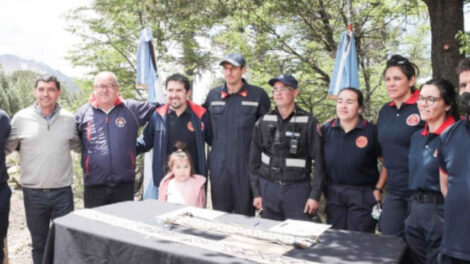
[76,71,157,208]
[0,110,10,264]
[137,73,211,194]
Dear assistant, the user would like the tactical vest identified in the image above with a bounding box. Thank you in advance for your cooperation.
[257,110,314,182]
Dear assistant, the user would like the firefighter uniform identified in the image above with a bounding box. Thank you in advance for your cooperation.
[405,115,455,264]
[204,80,270,216]
[249,105,325,221]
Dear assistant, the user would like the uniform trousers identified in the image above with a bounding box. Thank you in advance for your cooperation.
[405,199,444,264]
[259,178,311,221]
[325,183,377,233]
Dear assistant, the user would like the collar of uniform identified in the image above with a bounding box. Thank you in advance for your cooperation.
[89,94,124,108]
[421,115,456,136]
[273,104,301,120]
[221,80,248,99]
[331,117,367,129]
[168,104,191,117]
[389,89,420,107]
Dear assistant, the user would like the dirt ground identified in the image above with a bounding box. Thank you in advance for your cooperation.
[7,187,32,264]
[5,185,84,264]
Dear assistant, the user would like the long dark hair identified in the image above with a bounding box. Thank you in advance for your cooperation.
[383,55,420,91]
[421,78,460,121]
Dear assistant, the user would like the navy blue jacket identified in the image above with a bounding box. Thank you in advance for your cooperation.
[76,95,156,186]
[136,101,211,186]
[0,110,10,184]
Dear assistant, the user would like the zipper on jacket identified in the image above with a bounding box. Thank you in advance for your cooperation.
[87,121,92,140]
[105,113,114,178]
[85,155,90,174]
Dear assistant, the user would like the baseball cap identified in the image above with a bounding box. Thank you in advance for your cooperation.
[268,74,298,89]
[219,53,246,67]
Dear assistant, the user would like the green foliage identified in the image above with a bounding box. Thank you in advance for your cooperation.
[457,31,470,55]
[66,0,430,122]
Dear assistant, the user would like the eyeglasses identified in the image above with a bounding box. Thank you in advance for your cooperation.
[94,84,116,90]
[417,96,442,106]
[272,87,294,94]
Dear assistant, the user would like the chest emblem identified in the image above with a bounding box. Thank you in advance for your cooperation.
[187,121,195,132]
[406,114,420,126]
[115,117,126,127]
[433,149,438,158]
[355,135,368,148]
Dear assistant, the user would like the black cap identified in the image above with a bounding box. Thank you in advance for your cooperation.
[268,74,298,89]
[219,53,246,67]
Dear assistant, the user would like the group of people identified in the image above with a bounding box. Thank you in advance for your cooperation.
[0,52,468,264]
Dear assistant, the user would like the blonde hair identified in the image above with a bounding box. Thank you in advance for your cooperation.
[167,141,194,176]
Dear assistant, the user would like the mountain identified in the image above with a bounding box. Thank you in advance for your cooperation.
[0,54,79,92]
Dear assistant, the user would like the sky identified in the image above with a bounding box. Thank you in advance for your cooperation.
[0,1,469,81]
[0,0,90,77]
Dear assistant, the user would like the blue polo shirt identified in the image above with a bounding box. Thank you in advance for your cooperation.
[377,90,425,195]
[0,110,10,184]
[322,118,381,186]
[439,120,470,261]
[408,115,455,192]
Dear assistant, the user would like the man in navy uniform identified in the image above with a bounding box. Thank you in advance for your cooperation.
[249,74,325,220]
[438,58,470,264]
[204,53,270,216]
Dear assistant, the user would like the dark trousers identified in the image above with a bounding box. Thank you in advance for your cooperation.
[0,183,11,263]
[84,182,134,208]
[23,186,74,264]
[405,200,444,264]
[259,178,311,221]
[379,192,412,238]
[210,169,254,216]
[325,183,377,233]
[439,254,470,264]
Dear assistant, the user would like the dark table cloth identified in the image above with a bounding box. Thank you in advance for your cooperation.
[44,200,405,264]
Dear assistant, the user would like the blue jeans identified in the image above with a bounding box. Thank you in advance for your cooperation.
[0,183,11,263]
[23,186,74,264]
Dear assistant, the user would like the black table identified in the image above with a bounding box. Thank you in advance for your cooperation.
[44,200,405,263]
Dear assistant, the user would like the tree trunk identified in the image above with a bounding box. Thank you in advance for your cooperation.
[423,0,464,87]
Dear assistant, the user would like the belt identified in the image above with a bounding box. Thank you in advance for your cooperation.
[23,186,70,192]
[413,192,444,204]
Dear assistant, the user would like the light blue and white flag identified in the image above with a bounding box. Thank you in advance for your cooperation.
[328,31,360,97]
[137,27,165,199]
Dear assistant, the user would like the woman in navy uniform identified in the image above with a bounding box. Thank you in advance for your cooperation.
[405,79,458,264]
[322,88,384,233]
[377,55,425,238]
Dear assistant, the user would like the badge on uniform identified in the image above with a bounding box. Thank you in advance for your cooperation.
[406,113,420,126]
[115,117,126,127]
[355,135,368,148]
